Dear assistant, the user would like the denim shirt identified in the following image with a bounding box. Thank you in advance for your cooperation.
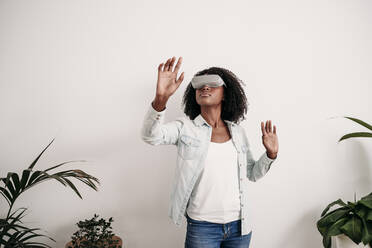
[140,103,276,236]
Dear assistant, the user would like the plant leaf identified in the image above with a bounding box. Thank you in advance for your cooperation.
[343,117,372,131]
[339,132,372,142]
[321,199,348,217]
[327,217,349,236]
[340,215,363,244]
[317,207,350,235]
[360,216,372,245]
[44,160,87,172]
[63,177,82,199]
[359,198,372,209]
[20,169,32,190]
[28,138,55,170]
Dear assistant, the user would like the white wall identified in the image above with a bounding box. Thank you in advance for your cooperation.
[1,0,371,247]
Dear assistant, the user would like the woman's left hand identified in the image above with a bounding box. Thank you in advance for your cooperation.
[261,120,279,159]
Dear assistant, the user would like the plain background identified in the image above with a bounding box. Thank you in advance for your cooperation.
[1,0,372,247]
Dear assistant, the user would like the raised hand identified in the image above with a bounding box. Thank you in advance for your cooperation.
[261,120,279,159]
[156,56,185,99]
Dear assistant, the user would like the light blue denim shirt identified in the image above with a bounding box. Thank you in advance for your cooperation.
[140,103,276,236]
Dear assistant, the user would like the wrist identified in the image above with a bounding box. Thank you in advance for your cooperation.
[266,151,277,159]
[152,95,169,112]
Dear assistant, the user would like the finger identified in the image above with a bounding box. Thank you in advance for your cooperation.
[164,58,171,71]
[265,120,269,133]
[273,125,277,134]
[265,121,267,133]
[269,120,272,133]
[158,63,164,72]
[176,72,184,85]
[168,56,176,72]
[173,57,183,73]
[261,121,267,135]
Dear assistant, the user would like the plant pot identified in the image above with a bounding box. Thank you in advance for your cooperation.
[332,234,370,248]
[65,235,123,248]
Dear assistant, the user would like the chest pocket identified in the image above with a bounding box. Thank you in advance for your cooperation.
[178,134,201,160]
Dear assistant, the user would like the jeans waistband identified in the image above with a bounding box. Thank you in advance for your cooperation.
[186,212,241,225]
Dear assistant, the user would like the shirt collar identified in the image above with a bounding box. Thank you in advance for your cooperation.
[193,114,235,127]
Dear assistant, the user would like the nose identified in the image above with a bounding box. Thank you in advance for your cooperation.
[200,85,210,90]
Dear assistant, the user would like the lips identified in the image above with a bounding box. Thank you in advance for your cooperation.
[200,93,211,97]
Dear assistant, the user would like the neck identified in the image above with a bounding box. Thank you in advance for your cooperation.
[200,104,225,128]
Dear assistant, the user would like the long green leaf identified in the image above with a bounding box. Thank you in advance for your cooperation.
[44,160,87,172]
[1,173,19,204]
[20,169,32,190]
[339,132,372,142]
[26,171,43,187]
[10,173,21,194]
[63,178,82,199]
[0,187,12,205]
[343,116,372,131]
[32,172,68,187]
[28,138,55,170]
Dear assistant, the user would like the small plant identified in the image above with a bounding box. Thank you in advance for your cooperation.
[68,214,122,248]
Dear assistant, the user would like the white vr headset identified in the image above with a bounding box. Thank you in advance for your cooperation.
[190,74,226,89]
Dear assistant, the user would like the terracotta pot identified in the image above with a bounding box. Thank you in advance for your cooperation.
[65,235,122,248]
[331,234,370,248]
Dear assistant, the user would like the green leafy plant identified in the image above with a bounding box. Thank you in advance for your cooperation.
[317,116,372,248]
[337,117,372,141]
[68,214,121,248]
[0,138,100,247]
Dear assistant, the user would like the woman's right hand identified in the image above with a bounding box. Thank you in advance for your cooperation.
[156,56,185,99]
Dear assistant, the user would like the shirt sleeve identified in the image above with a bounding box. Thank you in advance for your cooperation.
[140,102,183,146]
[240,126,276,182]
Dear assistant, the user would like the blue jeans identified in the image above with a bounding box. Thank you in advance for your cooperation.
[185,213,252,248]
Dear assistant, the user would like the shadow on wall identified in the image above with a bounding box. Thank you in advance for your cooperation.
[278,208,322,248]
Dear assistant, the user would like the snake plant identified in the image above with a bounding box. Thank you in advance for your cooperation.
[0,138,100,247]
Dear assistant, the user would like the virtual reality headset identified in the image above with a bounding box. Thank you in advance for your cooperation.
[190,74,226,89]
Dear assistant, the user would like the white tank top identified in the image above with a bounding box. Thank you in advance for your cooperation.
[186,139,241,223]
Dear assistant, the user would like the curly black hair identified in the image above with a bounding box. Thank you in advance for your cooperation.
[181,67,249,124]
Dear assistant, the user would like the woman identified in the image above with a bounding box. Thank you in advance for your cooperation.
[141,56,279,248]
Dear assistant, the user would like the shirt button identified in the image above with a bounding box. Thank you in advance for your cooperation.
[241,204,244,207]
[240,178,243,181]
[240,190,243,193]
[242,218,245,221]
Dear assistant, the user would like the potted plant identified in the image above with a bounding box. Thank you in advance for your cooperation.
[317,117,372,248]
[0,138,100,247]
[66,214,122,248]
